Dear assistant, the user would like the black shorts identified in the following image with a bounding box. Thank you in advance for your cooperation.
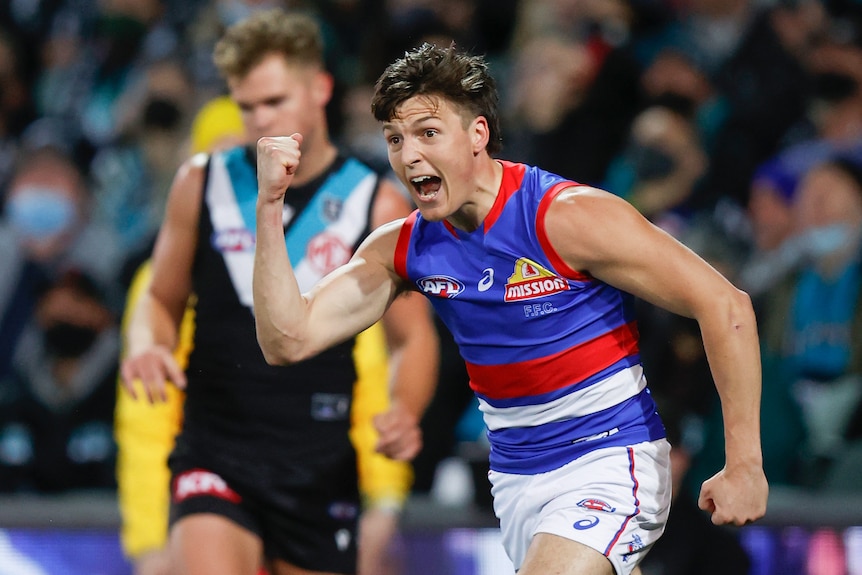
[168,452,359,573]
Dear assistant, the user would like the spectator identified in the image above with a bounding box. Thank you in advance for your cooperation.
[89,56,196,267]
[698,0,826,208]
[33,0,173,152]
[0,145,122,383]
[638,46,727,153]
[773,27,862,175]
[602,103,709,238]
[737,156,802,297]
[758,156,862,488]
[637,0,756,80]
[504,29,642,185]
[0,269,119,493]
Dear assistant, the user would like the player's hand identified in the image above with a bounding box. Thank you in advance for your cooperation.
[256,133,303,204]
[120,346,186,403]
[697,462,768,526]
[373,403,422,461]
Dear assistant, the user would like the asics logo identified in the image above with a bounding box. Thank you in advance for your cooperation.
[573,516,599,530]
[478,268,494,292]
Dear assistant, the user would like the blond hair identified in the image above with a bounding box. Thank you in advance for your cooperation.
[213,8,324,80]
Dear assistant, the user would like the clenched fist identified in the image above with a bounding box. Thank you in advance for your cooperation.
[257,133,303,204]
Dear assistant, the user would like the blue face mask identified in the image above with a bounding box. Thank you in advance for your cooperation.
[6,186,76,240]
[801,223,853,259]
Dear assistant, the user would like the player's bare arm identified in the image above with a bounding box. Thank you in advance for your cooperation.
[254,135,405,365]
[543,186,769,525]
[120,153,205,402]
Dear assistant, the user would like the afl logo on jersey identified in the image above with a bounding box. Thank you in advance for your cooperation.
[417,275,465,298]
[504,257,569,302]
[211,228,255,252]
[307,232,352,275]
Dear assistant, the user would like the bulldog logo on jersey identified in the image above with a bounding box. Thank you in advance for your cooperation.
[504,258,569,302]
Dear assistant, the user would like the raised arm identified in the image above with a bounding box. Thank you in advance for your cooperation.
[253,134,404,364]
[543,186,768,526]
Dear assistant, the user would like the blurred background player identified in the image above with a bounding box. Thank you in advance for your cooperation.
[116,253,416,575]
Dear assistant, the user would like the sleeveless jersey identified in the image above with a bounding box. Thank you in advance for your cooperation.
[394,161,665,475]
[178,146,380,492]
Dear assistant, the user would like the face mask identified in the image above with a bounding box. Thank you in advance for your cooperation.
[801,223,853,259]
[6,186,76,240]
[143,97,183,131]
[625,144,677,182]
[44,322,99,358]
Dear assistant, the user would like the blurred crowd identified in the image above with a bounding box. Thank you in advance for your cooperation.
[0,0,860,527]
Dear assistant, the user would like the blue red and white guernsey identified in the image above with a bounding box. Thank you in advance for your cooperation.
[394,160,666,475]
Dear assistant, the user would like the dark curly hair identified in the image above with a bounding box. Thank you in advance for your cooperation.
[371,43,503,155]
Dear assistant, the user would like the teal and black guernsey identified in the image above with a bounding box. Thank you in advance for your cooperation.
[177,145,383,492]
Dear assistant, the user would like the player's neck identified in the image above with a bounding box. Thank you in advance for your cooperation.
[446,157,503,232]
[291,138,338,187]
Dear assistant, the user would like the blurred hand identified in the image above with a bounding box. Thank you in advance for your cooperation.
[120,346,186,403]
[373,403,422,461]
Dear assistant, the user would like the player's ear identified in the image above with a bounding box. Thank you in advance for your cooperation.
[312,70,334,107]
[471,116,490,155]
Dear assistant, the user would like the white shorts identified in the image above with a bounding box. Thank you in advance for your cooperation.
[489,439,672,575]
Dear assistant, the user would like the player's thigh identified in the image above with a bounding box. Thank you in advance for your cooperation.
[519,533,615,575]
[169,513,262,575]
[133,548,171,575]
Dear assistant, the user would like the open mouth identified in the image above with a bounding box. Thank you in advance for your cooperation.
[411,175,442,200]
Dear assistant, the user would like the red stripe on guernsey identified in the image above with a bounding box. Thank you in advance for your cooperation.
[467,321,639,400]
[394,210,418,279]
[536,182,592,282]
[443,219,458,237]
[484,161,526,232]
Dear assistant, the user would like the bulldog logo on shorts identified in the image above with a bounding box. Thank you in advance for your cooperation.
[577,498,616,513]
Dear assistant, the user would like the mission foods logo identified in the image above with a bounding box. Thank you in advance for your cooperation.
[417,275,465,298]
[504,258,569,302]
